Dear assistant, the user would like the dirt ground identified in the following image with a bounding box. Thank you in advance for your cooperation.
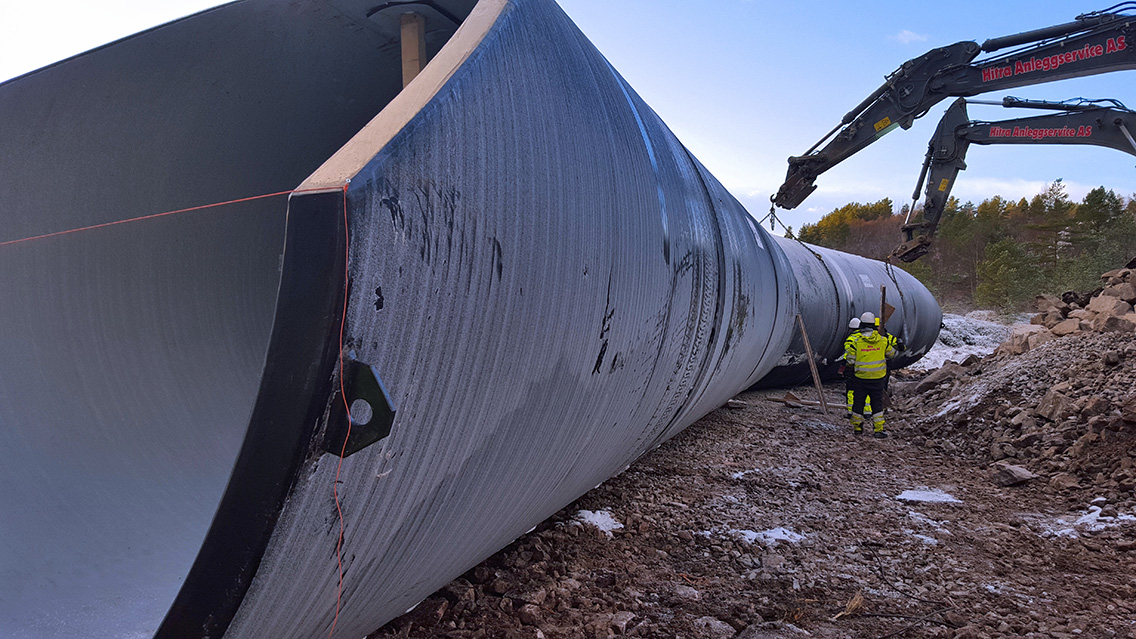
[370,351,1136,638]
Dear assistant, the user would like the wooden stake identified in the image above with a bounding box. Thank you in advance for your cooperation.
[401,13,427,88]
[879,285,887,335]
[795,313,830,416]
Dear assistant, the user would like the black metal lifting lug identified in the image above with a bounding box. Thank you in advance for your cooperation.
[322,356,397,458]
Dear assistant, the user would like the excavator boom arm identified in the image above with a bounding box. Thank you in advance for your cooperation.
[963,108,1136,154]
[773,8,1136,210]
[892,98,1136,262]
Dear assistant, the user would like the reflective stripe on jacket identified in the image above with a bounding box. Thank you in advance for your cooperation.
[844,329,897,380]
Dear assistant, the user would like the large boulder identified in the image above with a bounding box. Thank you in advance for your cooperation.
[1037,383,1075,421]
[1093,314,1136,333]
[1063,289,1096,308]
[1101,267,1133,285]
[1034,294,1068,313]
[1121,396,1136,423]
[999,325,1048,355]
[1087,294,1133,317]
[1027,329,1056,350]
[914,361,966,394]
[1050,472,1081,490]
[1050,318,1081,337]
[1103,281,1136,304]
[1041,311,1064,328]
[1081,396,1113,417]
[993,463,1038,487]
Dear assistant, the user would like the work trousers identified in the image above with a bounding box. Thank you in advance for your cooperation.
[845,383,870,415]
[851,377,887,432]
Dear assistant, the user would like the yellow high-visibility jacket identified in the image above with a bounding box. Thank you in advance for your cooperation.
[844,329,898,380]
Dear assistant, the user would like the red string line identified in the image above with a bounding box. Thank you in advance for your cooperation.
[329,181,352,639]
[0,186,341,248]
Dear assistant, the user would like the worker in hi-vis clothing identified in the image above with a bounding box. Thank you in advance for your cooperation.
[844,311,897,438]
[841,318,870,418]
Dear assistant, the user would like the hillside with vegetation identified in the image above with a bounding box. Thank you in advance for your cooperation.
[794,182,1136,311]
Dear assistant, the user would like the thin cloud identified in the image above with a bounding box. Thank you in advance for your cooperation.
[892,29,929,44]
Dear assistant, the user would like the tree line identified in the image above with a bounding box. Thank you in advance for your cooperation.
[793,182,1136,311]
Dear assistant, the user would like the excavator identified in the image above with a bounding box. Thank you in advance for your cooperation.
[771,3,1136,250]
[894,96,1136,261]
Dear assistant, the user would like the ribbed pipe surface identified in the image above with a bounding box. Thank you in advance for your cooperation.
[753,237,942,387]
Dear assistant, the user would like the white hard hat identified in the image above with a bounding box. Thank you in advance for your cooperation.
[860,311,876,325]
[848,318,861,329]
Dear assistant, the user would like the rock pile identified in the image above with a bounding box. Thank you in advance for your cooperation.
[1000,266,1136,356]
[898,264,1136,510]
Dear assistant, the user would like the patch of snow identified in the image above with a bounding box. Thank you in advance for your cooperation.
[907,510,950,531]
[934,396,965,418]
[903,529,938,545]
[1073,506,1136,531]
[733,527,805,544]
[1024,505,1136,538]
[731,469,759,480]
[896,489,961,503]
[909,312,1016,372]
[733,530,762,544]
[803,417,841,432]
[1033,517,1079,538]
[1074,506,1105,527]
[575,509,623,537]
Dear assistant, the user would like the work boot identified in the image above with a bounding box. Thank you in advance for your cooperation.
[872,431,888,439]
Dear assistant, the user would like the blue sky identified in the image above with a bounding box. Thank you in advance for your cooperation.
[3,0,1133,234]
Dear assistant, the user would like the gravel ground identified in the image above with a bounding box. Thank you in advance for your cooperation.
[369,343,1136,639]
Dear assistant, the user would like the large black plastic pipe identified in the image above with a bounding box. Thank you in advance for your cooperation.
[754,237,942,387]
[0,1,939,637]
